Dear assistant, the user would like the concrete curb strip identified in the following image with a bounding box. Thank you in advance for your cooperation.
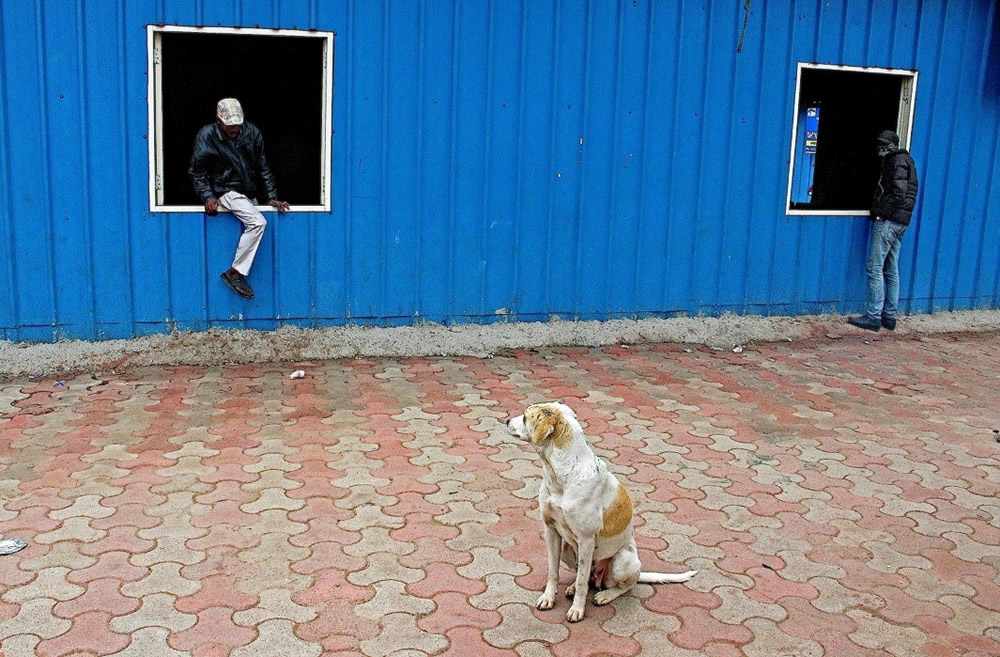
[2,309,998,381]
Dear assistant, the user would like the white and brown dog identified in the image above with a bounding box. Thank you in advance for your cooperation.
[506,401,697,622]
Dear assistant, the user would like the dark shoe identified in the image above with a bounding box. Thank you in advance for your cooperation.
[848,315,881,332]
[221,270,254,299]
[881,316,896,331]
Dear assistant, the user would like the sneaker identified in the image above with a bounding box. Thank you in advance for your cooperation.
[220,269,254,299]
[881,316,896,331]
[847,315,881,332]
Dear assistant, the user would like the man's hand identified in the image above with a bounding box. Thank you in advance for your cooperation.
[268,200,290,213]
[204,197,220,216]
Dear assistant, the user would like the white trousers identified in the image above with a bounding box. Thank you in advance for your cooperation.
[218,191,267,276]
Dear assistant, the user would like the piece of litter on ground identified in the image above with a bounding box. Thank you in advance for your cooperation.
[0,538,27,555]
[289,370,306,379]
[683,348,693,353]
[826,333,843,340]
[732,345,744,353]
[54,381,66,387]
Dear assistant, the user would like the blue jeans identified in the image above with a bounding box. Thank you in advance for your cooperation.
[864,220,907,321]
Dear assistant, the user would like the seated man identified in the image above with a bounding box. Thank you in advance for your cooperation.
[188,98,289,299]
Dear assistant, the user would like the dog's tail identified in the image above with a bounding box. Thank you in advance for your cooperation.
[638,570,698,584]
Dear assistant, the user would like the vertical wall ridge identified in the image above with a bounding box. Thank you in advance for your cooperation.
[0,3,16,339]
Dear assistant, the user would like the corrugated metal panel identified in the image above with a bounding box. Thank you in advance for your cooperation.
[1,0,998,342]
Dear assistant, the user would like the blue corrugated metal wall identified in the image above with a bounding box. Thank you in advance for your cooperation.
[1,0,998,342]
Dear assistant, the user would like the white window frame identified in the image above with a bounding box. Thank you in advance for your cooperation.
[146,25,334,213]
[785,62,918,216]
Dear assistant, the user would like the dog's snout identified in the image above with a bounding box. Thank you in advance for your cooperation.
[505,414,527,439]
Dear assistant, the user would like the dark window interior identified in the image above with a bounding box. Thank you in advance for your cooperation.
[160,32,325,206]
[792,69,903,211]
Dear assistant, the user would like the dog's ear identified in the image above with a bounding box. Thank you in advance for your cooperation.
[530,404,572,447]
[530,408,557,444]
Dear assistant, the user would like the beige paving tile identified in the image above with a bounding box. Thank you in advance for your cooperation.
[48,494,116,521]
[469,573,538,611]
[710,585,788,624]
[233,589,318,626]
[939,594,1000,636]
[33,517,106,544]
[0,633,42,657]
[121,562,202,598]
[349,552,425,586]
[846,609,926,657]
[0,598,72,641]
[2,567,85,603]
[18,541,96,571]
[809,576,884,614]
[130,536,205,567]
[106,627,189,656]
[483,603,569,649]
[360,612,448,657]
[109,593,197,633]
[355,580,436,619]
[896,566,976,601]
[339,504,407,531]
[435,501,500,527]
[742,617,822,657]
[457,547,531,579]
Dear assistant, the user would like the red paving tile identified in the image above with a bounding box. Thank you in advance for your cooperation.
[1,332,999,656]
[52,578,141,619]
[34,610,130,657]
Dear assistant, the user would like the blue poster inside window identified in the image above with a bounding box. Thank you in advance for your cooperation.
[792,106,820,204]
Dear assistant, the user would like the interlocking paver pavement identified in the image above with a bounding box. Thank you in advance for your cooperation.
[2,332,999,656]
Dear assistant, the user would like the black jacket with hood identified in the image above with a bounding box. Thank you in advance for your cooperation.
[188,121,278,203]
[871,149,918,226]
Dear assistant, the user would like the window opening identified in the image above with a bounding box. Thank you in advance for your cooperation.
[147,26,334,212]
[786,64,917,215]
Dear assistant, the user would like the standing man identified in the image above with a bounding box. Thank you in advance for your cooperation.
[848,129,919,332]
[189,98,290,299]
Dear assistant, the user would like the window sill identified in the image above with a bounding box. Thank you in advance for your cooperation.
[152,205,329,214]
[786,209,869,217]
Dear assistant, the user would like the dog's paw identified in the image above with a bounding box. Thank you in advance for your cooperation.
[536,592,557,610]
[566,605,586,622]
[593,589,620,606]
[564,583,575,598]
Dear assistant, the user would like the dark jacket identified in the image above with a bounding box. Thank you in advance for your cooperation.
[871,149,918,226]
[188,121,278,203]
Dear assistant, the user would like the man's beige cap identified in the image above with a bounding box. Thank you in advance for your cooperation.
[216,98,244,126]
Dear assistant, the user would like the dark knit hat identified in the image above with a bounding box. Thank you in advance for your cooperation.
[876,130,900,146]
